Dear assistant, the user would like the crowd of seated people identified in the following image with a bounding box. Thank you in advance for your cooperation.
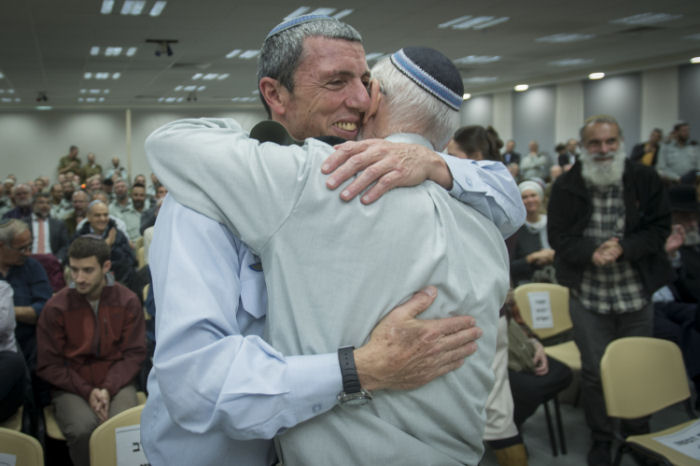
[0,119,698,466]
[0,148,164,464]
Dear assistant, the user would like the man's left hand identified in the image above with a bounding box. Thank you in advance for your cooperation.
[322,139,452,204]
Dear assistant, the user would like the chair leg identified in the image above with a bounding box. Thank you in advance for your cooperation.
[553,396,567,455]
[612,443,624,466]
[542,401,558,456]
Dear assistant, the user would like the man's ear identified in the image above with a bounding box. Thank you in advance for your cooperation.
[259,77,289,119]
[102,259,112,275]
[363,79,382,125]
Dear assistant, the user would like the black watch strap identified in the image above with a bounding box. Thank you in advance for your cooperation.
[338,346,362,394]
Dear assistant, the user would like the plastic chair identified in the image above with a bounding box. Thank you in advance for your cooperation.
[513,283,580,456]
[44,405,66,440]
[0,427,44,465]
[0,406,22,431]
[600,337,699,466]
[89,405,144,466]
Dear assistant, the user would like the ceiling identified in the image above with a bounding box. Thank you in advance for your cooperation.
[1,0,699,111]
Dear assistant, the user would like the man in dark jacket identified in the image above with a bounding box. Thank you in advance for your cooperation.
[547,115,671,466]
[37,236,145,466]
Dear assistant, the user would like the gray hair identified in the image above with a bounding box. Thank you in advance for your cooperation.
[0,219,29,244]
[370,57,460,150]
[256,19,362,116]
[580,114,623,141]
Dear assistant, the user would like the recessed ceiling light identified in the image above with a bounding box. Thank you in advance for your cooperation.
[89,89,101,94]
[203,73,218,81]
[104,89,110,94]
[165,97,176,103]
[217,74,229,80]
[36,106,52,110]
[691,57,700,64]
[589,72,605,80]
[439,15,509,31]
[177,97,184,103]
[100,0,114,14]
[284,7,310,21]
[311,8,336,16]
[98,97,105,102]
[514,84,529,92]
[536,33,595,43]
[14,98,19,103]
[86,97,97,103]
[84,72,93,79]
[611,12,682,26]
[184,85,196,92]
[7,89,14,94]
[0,72,4,79]
[365,53,385,62]
[112,73,121,79]
[175,85,183,91]
[126,47,138,57]
[226,49,241,59]
[1,98,11,103]
[149,1,167,17]
[333,9,353,20]
[105,47,123,56]
[462,93,471,100]
[549,58,594,67]
[95,72,109,79]
[90,46,100,56]
[197,86,206,91]
[239,50,259,60]
[192,73,203,80]
[121,0,145,15]
[454,55,501,65]
[463,76,498,83]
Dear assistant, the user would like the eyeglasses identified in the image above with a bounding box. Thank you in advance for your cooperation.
[5,243,32,253]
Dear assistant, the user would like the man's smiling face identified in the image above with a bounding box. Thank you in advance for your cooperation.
[280,36,370,141]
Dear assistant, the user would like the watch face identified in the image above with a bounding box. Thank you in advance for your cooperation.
[338,389,372,407]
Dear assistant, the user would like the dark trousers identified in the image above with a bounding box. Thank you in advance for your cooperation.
[653,301,700,380]
[509,356,573,428]
[0,350,26,422]
[570,298,652,442]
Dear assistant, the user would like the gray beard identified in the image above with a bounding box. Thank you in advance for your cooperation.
[580,142,626,188]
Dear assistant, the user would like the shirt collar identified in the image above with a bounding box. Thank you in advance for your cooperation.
[385,133,434,150]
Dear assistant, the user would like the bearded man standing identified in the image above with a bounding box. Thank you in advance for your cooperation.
[547,115,672,466]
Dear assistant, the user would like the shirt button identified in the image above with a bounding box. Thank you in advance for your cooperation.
[312,403,322,413]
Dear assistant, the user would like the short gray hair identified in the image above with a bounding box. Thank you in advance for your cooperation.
[0,219,29,244]
[370,57,460,150]
[580,114,623,141]
[256,19,362,116]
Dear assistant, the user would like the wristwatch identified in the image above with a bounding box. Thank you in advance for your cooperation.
[337,346,372,406]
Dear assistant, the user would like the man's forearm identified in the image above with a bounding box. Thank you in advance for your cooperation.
[14,305,37,324]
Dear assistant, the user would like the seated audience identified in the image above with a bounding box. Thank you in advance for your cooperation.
[656,122,699,183]
[2,184,33,220]
[49,183,72,220]
[111,182,147,243]
[64,190,89,236]
[0,280,26,423]
[77,191,129,239]
[630,128,663,167]
[37,236,146,466]
[26,192,70,263]
[75,200,136,290]
[104,157,126,181]
[510,181,555,285]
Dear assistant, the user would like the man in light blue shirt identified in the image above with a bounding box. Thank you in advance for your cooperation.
[142,15,523,466]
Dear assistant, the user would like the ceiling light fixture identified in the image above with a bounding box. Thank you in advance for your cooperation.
[514,84,529,92]
[549,58,594,67]
[226,49,241,59]
[121,0,145,15]
[691,57,700,64]
[454,55,501,65]
[588,72,605,80]
[105,47,123,56]
[112,72,121,79]
[239,50,259,59]
[90,46,100,56]
[36,106,52,111]
[463,76,498,83]
[439,15,509,31]
[149,1,167,17]
[536,33,595,43]
[462,93,471,100]
[100,0,114,14]
[611,12,682,26]
[0,72,5,79]
[126,47,138,57]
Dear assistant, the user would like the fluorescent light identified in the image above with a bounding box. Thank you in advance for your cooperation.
[0,90,4,94]
[588,72,605,80]
[0,72,4,79]
[463,76,498,83]
[105,47,123,56]
[165,97,176,103]
[284,7,310,21]
[217,74,229,80]
[192,73,203,80]
[691,57,700,64]
[611,12,682,26]
[365,53,385,61]
[14,98,19,102]
[310,8,336,16]
[126,47,137,57]
[463,93,471,100]
[149,1,167,17]
[78,97,85,102]
[80,89,87,94]
[175,85,183,91]
[36,106,52,110]
[1,98,10,103]
[176,97,184,102]
[439,15,509,30]
[95,72,110,79]
[7,89,13,94]
[203,73,218,81]
[112,72,121,79]
[121,0,145,15]
[86,97,97,103]
[84,72,93,79]
[333,9,353,20]
[101,0,114,14]
[89,89,101,94]
[184,85,196,91]
[157,97,165,102]
[239,50,259,59]
[197,86,206,91]
[90,46,100,56]
[454,55,501,65]
[514,84,529,92]
[536,33,595,43]
[98,97,105,102]
[226,49,241,59]
[104,89,110,94]
[550,58,594,67]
